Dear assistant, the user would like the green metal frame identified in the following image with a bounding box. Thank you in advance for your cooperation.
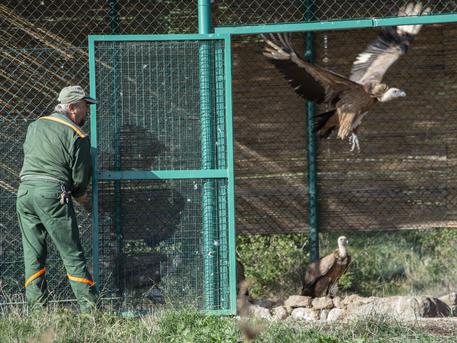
[199,0,217,310]
[215,14,457,34]
[304,0,319,263]
[88,32,237,314]
[88,41,99,289]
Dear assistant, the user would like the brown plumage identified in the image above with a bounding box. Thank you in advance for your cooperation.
[261,2,430,151]
[302,236,351,298]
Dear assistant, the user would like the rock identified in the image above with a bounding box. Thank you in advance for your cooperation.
[240,294,457,323]
[249,304,272,320]
[345,296,378,317]
[439,292,457,306]
[345,302,379,320]
[320,309,330,321]
[290,307,319,321]
[344,296,417,320]
[312,297,334,310]
[389,296,420,320]
[342,294,376,307]
[284,295,312,308]
[272,306,288,321]
[332,296,343,309]
[327,308,346,322]
[253,298,276,309]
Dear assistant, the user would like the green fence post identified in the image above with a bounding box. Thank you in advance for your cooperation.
[305,0,319,262]
[215,41,228,309]
[198,0,216,310]
[109,0,124,300]
[89,37,100,291]
[224,34,237,315]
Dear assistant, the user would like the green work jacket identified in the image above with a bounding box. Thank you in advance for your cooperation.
[19,113,91,197]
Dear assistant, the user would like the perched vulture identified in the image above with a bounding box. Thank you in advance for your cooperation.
[262,2,431,151]
[302,236,351,298]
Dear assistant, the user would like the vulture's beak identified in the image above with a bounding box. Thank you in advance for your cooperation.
[399,91,406,97]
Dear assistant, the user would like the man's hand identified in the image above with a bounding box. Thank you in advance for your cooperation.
[73,192,91,211]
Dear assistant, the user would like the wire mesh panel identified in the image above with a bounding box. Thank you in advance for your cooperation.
[214,0,457,26]
[90,36,235,312]
[97,179,229,310]
[93,40,216,171]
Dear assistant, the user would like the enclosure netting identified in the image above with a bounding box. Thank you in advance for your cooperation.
[93,38,231,310]
[1,0,457,306]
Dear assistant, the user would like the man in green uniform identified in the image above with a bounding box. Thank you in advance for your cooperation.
[16,85,97,312]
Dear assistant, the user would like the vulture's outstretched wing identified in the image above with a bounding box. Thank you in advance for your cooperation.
[350,2,431,86]
[262,33,364,105]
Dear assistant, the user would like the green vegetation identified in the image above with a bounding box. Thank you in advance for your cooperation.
[237,229,457,299]
[0,307,456,342]
[237,233,309,298]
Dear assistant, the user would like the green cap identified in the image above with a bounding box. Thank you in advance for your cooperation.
[58,85,97,105]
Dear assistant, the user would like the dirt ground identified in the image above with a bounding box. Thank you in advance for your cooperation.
[410,318,457,336]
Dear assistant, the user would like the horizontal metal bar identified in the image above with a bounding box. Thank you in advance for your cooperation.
[214,13,457,35]
[88,33,229,43]
[98,169,229,180]
[204,309,236,316]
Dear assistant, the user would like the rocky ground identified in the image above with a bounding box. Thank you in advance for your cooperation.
[239,292,457,322]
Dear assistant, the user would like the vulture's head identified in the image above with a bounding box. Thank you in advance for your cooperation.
[337,236,349,257]
[378,87,406,102]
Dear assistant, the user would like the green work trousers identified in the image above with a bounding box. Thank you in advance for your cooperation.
[16,181,97,312]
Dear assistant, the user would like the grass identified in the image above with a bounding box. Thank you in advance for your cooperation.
[0,307,456,342]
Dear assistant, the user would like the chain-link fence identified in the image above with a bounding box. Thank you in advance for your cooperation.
[1,0,198,308]
[2,0,457,307]
[233,25,457,233]
[215,0,456,25]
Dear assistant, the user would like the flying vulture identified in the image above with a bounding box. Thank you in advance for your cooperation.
[262,2,431,151]
[302,236,351,298]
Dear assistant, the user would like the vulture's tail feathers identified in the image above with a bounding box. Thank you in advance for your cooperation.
[261,33,295,60]
[314,109,337,139]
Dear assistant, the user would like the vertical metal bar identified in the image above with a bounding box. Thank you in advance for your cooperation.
[198,0,216,310]
[215,41,228,309]
[223,34,237,315]
[88,37,100,290]
[109,0,123,300]
[305,0,319,262]
[112,46,123,301]
[198,0,212,35]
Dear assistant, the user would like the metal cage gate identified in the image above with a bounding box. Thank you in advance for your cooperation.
[88,34,236,314]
